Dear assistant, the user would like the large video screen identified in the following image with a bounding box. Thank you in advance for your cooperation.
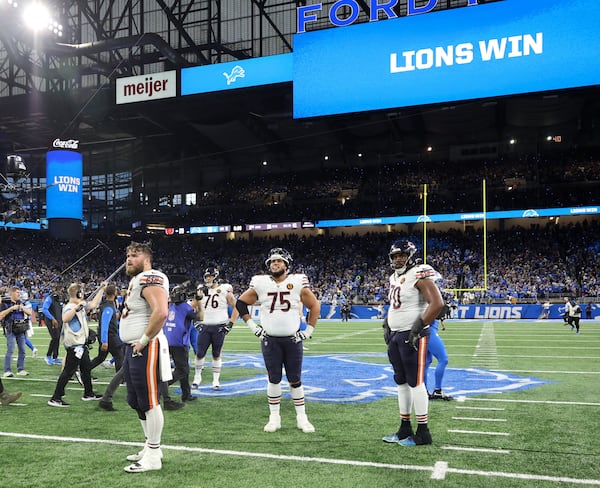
[46,150,83,220]
[293,0,600,118]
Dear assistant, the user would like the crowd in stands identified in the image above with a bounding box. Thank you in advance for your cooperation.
[161,155,600,226]
[1,220,598,311]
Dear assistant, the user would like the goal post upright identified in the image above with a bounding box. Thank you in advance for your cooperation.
[427,179,489,297]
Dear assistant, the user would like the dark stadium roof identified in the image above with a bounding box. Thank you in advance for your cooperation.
[2,82,600,181]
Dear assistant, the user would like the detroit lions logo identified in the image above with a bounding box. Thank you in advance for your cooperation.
[186,354,549,402]
[223,65,245,85]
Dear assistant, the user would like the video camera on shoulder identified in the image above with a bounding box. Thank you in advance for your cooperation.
[170,282,197,304]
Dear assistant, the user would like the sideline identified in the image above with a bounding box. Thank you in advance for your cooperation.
[1,431,599,485]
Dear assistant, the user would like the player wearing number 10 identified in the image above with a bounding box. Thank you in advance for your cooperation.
[236,248,320,433]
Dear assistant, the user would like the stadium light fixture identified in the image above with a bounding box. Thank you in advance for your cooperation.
[22,1,63,36]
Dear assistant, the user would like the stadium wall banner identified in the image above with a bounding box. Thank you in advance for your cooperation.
[293,0,600,118]
[181,54,293,95]
[280,304,598,320]
[46,149,83,220]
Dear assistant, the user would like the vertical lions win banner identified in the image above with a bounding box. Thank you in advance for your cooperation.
[46,150,83,220]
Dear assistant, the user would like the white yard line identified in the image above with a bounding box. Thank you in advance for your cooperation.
[1,431,598,485]
[451,417,507,422]
[448,429,510,436]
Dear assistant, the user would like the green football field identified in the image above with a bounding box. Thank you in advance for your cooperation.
[1,319,598,487]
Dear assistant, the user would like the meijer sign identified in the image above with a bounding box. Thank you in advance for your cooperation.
[116,71,177,104]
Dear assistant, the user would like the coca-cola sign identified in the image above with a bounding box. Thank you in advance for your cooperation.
[52,138,79,150]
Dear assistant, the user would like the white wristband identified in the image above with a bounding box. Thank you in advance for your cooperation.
[305,325,315,337]
[139,334,150,346]
[246,319,258,332]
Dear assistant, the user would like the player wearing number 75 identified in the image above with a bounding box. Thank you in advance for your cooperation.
[236,247,320,434]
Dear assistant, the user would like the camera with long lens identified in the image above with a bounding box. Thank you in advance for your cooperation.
[170,282,198,304]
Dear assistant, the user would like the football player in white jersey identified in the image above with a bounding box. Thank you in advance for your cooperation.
[236,248,320,433]
[193,267,238,390]
[382,240,444,447]
[119,242,169,473]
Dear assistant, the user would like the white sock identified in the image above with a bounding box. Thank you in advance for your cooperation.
[195,358,205,379]
[212,358,222,384]
[397,383,412,416]
[267,382,281,416]
[290,385,307,417]
[139,419,148,439]
[144,405,164,449]
[410,383,429,421]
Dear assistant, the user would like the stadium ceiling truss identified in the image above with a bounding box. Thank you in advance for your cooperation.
[0,0,595,185]
[0,1,480,95]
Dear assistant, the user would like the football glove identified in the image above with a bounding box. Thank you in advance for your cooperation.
[246,319,266,339]
[293,325,314,343]
[382,317,391,345]
[407,317,425,351]
[193,321,203,332]
[223,320,234,335]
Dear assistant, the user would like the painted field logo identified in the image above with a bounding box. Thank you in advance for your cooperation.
[186,354,548,403]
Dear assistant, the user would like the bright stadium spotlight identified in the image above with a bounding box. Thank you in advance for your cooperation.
[22,1,63,36]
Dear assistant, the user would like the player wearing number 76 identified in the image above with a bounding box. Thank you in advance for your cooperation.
[236,247,320,433]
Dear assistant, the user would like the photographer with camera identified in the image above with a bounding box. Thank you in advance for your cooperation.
[1,286,33,377]
[163,283,204,402]
[47,281,107,407]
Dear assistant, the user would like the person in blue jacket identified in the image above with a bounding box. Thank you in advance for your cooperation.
[163,285,203,402]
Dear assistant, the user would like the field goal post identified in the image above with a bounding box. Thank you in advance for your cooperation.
[422,180,488,298]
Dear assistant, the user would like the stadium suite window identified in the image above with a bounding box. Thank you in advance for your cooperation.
[185,193,196,205]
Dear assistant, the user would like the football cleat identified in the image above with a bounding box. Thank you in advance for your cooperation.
[263,415,281,432]
[382,433,401,443]
[296,415,315,433]
[127,446,163,462]
[429,390,454,401]
[398,436,417,447]
[414,426,433,445]
[124,449,162,473]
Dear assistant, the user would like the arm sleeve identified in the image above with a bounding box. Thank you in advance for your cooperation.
[41,296,55,321]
